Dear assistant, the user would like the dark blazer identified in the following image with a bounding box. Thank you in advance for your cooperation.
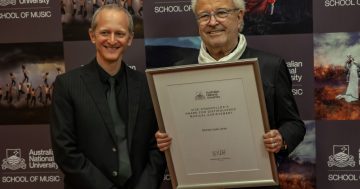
[176,47,305,189]
[176,47,306,156]
[50,59,166,189]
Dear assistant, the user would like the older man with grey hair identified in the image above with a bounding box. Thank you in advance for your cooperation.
[156,0,306,188]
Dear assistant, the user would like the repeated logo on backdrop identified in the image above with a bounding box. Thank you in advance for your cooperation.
[0,0,16,6]
[2,149,27,171]
[0,125,62,188]
[326,144,360,182]
[1,148,61,184]
[317,122,360,188]
[327,145,355,168]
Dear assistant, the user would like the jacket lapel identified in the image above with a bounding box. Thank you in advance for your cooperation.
[80,60,118,144]
[126,66,140,150]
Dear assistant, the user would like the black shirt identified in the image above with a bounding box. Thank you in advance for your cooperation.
[96,62,129,126]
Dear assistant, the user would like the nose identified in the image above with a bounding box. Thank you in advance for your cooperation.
[108,33,116,43]
[207,14,218,26]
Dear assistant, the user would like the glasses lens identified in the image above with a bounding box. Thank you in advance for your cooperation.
[198,14,209,23]
[197,8,239,24]
[215,10,230,18]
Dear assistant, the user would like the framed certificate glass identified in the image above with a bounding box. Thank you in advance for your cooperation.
[146,58,278,189]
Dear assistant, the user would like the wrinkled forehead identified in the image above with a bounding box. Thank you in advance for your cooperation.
[195,0,236,13]
[93,8,129,28]
[96,10,129,28]
[97,9,127,22]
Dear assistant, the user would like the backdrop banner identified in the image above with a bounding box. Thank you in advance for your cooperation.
[0,0,359,188]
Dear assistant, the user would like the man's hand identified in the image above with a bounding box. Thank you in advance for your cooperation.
[263,129,283,153]
[155,131,172,151]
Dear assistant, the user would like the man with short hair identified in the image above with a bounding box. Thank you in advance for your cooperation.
[156,0,305,188]
[51,4,165,189]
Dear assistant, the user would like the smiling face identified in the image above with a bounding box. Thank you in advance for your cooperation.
[195,0,244,57]
[89,8,133,66]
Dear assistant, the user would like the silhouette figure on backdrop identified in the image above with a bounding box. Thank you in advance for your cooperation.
[43,72,49,86]
[22,65,30,83]
[10,72,16,86]
[336,55,359,102]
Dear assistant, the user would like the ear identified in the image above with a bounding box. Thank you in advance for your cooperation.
[127,32,134,46]
[88,29,96,44]
[237,10,245,29]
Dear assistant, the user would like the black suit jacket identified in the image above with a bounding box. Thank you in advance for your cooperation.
[176,47,305,189]
[176,47,305,156]
[50,59,166,189]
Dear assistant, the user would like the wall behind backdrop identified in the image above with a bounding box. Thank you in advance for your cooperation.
[0,0,359,188]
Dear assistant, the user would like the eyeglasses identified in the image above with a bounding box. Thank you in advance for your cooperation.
[196,8,240,24]
[96,30,128,40]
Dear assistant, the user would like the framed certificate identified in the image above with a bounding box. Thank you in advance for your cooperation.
[146,58,278,189]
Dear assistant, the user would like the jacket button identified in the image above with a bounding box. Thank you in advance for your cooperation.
[112,147,117,152]
[112,171,118,177]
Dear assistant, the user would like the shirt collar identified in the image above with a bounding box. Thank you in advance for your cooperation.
[96,61,126,85]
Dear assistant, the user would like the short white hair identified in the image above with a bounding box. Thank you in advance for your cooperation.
[191,0,245,31]
[191,0,245,13]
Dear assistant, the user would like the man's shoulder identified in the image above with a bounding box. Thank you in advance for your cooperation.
[242,47,286,76]
[124,64,144,76]
[174,50,199,66]
[56,61,95,83]
[242,47,282,62]
[58,65,84,79]
[124,64,148,84]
